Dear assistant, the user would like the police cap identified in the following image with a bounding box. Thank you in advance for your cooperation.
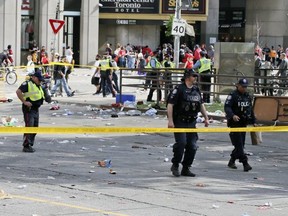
[184,69,198,78]
[238,78,249,87]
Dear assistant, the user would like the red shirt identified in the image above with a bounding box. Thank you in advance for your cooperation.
[193,48,202,61]
[185,60,193,69]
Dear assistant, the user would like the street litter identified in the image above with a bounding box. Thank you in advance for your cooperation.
[58,140,70,144]
[109,169,116,174]
[212,204,219,209]
[145,108,157,116]
[123,101,136,108]
[196,183,206,187]
[1,116,17,127]
[126,110,141,116]
[89,170,95,173]
[81,147,89,150]
[164,157,169,162]
[98,159,112,168]
[49,105,60,110]
[132,145,147,149]
[17,185,27,189]
[0,190,9,199]
[47,176,55,180]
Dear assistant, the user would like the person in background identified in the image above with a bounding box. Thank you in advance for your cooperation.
[224,78,255,172]
[7,45,14,65]
[193,51,212,103]
[167,69,209,177]
[26,55,35,75]
[91,54,102,95]
[50,56,75,97]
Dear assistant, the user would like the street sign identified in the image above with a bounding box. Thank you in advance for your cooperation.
[49,19,65,34]
[171,18,186,36]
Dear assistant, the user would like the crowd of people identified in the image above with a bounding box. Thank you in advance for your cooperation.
[254,44,288,95]
[91,42,215,103]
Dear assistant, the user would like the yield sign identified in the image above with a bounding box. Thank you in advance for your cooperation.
[49,19,65,34]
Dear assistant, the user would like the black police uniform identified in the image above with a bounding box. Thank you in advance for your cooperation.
[167,82,203,175]
[224,87,256,171]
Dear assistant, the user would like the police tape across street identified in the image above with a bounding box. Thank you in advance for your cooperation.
[0,126,287,134]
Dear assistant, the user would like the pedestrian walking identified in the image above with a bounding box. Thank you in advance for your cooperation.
[16,70,51,153]
[167,69,209,177]
[224,78,256,172]
[50,56,75,97]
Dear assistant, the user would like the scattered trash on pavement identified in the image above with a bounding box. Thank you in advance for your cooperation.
[49,105,60,110]
[145,108,157,116]
[1,116,17,127]
[109,169,116,174]
[98,159,112,168]
[126,110,141,116]
[212,204,220,209]
[47,176,55,180]
[17,185,27,189]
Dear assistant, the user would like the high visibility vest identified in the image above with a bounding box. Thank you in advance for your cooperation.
[24,81,44,101]
[146,57,161,68]
[100,59,110,71]
[162,60,175,68]
[198,58,211,73]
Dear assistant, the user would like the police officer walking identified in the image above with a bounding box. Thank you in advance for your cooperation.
[224,78,256,172]
[16,70,51,153]
[167,69,209,177]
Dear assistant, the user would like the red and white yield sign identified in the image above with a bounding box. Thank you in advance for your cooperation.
[49,19,65,34]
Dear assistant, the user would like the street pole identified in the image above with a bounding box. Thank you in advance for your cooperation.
[51,0,60,62]
[173,0,182,68]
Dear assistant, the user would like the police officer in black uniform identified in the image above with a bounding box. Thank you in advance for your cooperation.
[224,78,256,172]
[167,69,209,177]
[16,69,51,153]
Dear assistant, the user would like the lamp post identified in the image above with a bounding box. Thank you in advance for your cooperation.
[173,0,182,68]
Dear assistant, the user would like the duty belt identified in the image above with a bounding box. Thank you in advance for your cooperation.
[178,115,196,123]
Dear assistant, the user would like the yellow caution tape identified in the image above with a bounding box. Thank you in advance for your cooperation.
[0,126,287,134]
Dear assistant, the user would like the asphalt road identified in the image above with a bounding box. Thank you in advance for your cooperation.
[0,69,288,216]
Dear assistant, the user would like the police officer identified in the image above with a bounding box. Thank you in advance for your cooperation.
[224,78,256,172]
[16,69,51,153]
[167,69,209,177]
[99,55,116,97]
[193,51,212,103]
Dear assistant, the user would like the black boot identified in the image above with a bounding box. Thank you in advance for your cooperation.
[243,161,252,172]
[228,158,237,169]
[181,166,196,177]
[170,164,180,177]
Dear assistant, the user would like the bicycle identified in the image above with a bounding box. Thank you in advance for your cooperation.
[0,65,17,85]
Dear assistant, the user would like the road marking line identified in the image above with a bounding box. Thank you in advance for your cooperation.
[12,194,128,216]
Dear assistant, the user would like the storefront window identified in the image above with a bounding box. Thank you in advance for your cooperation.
[21,0,35,50]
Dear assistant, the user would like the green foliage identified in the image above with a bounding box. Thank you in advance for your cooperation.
[165,15,174,37]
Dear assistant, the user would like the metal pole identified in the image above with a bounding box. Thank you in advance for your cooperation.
[173,0,181,68]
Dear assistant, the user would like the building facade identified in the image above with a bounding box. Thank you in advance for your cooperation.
[0,0,288,66]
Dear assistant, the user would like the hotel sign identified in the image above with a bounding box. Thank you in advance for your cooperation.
[99,0,159,14]
[162,0,206,15]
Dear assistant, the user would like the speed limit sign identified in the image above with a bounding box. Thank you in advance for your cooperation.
[171,19,186,36]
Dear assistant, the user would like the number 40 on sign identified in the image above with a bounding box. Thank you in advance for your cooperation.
[171,19,186,36]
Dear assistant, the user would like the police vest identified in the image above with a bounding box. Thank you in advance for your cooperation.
[100,59,110,71]
[162,60,175,68]
[24,81,44,101]
[199,58,211,73]
[173,84,201,120]
[146,57,162,69]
